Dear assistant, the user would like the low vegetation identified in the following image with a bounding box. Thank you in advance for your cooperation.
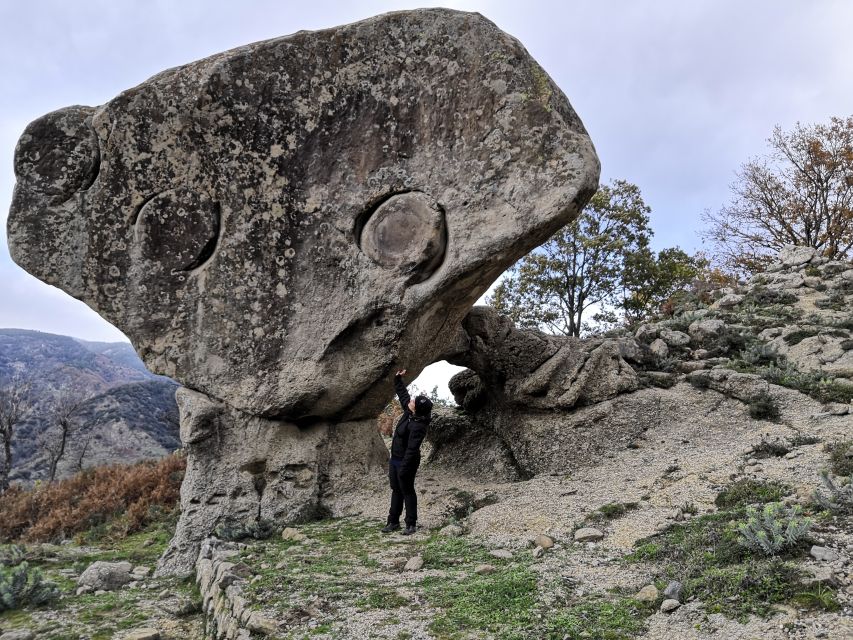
[626,479,831,621]
[714,479,790,509]
[0,454,184,544]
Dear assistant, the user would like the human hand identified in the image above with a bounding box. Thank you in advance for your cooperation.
[395,369,407,376]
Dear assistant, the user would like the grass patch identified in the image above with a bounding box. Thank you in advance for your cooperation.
[420,566,538,639]
[586,502,640,524]
[539,597,651,639]
[715,480,790,509]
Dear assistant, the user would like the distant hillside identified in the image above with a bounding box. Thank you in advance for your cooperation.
[0,328,180,484]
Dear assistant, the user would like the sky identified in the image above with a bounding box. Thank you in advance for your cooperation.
[1,0,852,397]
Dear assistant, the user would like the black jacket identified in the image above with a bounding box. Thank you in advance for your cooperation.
[390,374,430,474]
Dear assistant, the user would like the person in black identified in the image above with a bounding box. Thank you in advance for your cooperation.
[381,368,432,535]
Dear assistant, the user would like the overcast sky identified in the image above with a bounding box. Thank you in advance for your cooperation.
[1,0,852,396]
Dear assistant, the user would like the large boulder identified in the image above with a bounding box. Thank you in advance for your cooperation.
[7,8,598,422]
[6,9,599,575]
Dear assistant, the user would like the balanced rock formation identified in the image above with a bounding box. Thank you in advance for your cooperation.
[428,244,853,481]
[7,9,599,574]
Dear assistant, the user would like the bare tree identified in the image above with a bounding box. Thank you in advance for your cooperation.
[40,389,89,483]
[702,116,853,277]
[0,374,32,492]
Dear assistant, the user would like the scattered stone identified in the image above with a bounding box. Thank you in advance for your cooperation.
[574,528,604,542]
[0,631,35,640]
[660,329,691,347]
[439,524,463,537]
[660,598,681,613]
[649,338,669,358]
[778,244,817,267]
[246,613,278,635]
[713,293,744,309]
[124,629,160,640]
[474,564,497,575]
[77,561,134,591]
[489,549,513,559]
[534,534,554,549]
[634,585,659,602]
[404,556,424,571]
[663,580,683,601]
[810,546,840,562]
[281,527,307,542]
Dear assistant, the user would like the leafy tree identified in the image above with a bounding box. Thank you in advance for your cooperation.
[489,180,703,335]
[618,247,710,326]
[0,375,32,493]
[701,116,853,277]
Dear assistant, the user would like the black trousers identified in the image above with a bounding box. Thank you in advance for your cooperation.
[387,461,418,526]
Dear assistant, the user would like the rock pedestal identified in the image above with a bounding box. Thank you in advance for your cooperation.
[6,8,600,575]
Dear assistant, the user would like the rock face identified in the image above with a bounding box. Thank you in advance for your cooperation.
[7,8,598,422]
[6,9,599,575]
[427,244,853,481]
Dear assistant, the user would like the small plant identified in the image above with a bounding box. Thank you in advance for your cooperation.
[751,437,790,458]
[736,503,812,557]
[787,433,820,447]
[680,501,699,516]
[812,470,853,514]
[738,343,781,367]
[715,479,789,509]
[589,502,639,522]
[0,561,60,611]
[793,583,840,612]
[825,440,853,476]
[748,391,781,421]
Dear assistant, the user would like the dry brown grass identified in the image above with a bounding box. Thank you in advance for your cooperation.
[377,400,403,436]
[0,454,185,543]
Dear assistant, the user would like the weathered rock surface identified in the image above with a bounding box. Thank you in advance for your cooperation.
[7,8,598,422]
[77,561,134,591]
[7,8,599,576]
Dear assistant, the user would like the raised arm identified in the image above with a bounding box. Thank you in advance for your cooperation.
[394,370,411,414]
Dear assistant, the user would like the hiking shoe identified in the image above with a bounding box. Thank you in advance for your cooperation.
[402,524,417,535]
[381,523,401,533]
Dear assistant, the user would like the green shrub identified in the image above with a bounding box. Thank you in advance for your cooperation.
[0,561,59,611]
[736,503,812,556]
[748,391,781,421]
[751,437,790,458]
[742,286,798,306]
[812,470,853,514]
[715,480,789,509]
[826,440,853,476]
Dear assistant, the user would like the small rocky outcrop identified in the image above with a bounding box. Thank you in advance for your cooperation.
[428,244,853,480]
